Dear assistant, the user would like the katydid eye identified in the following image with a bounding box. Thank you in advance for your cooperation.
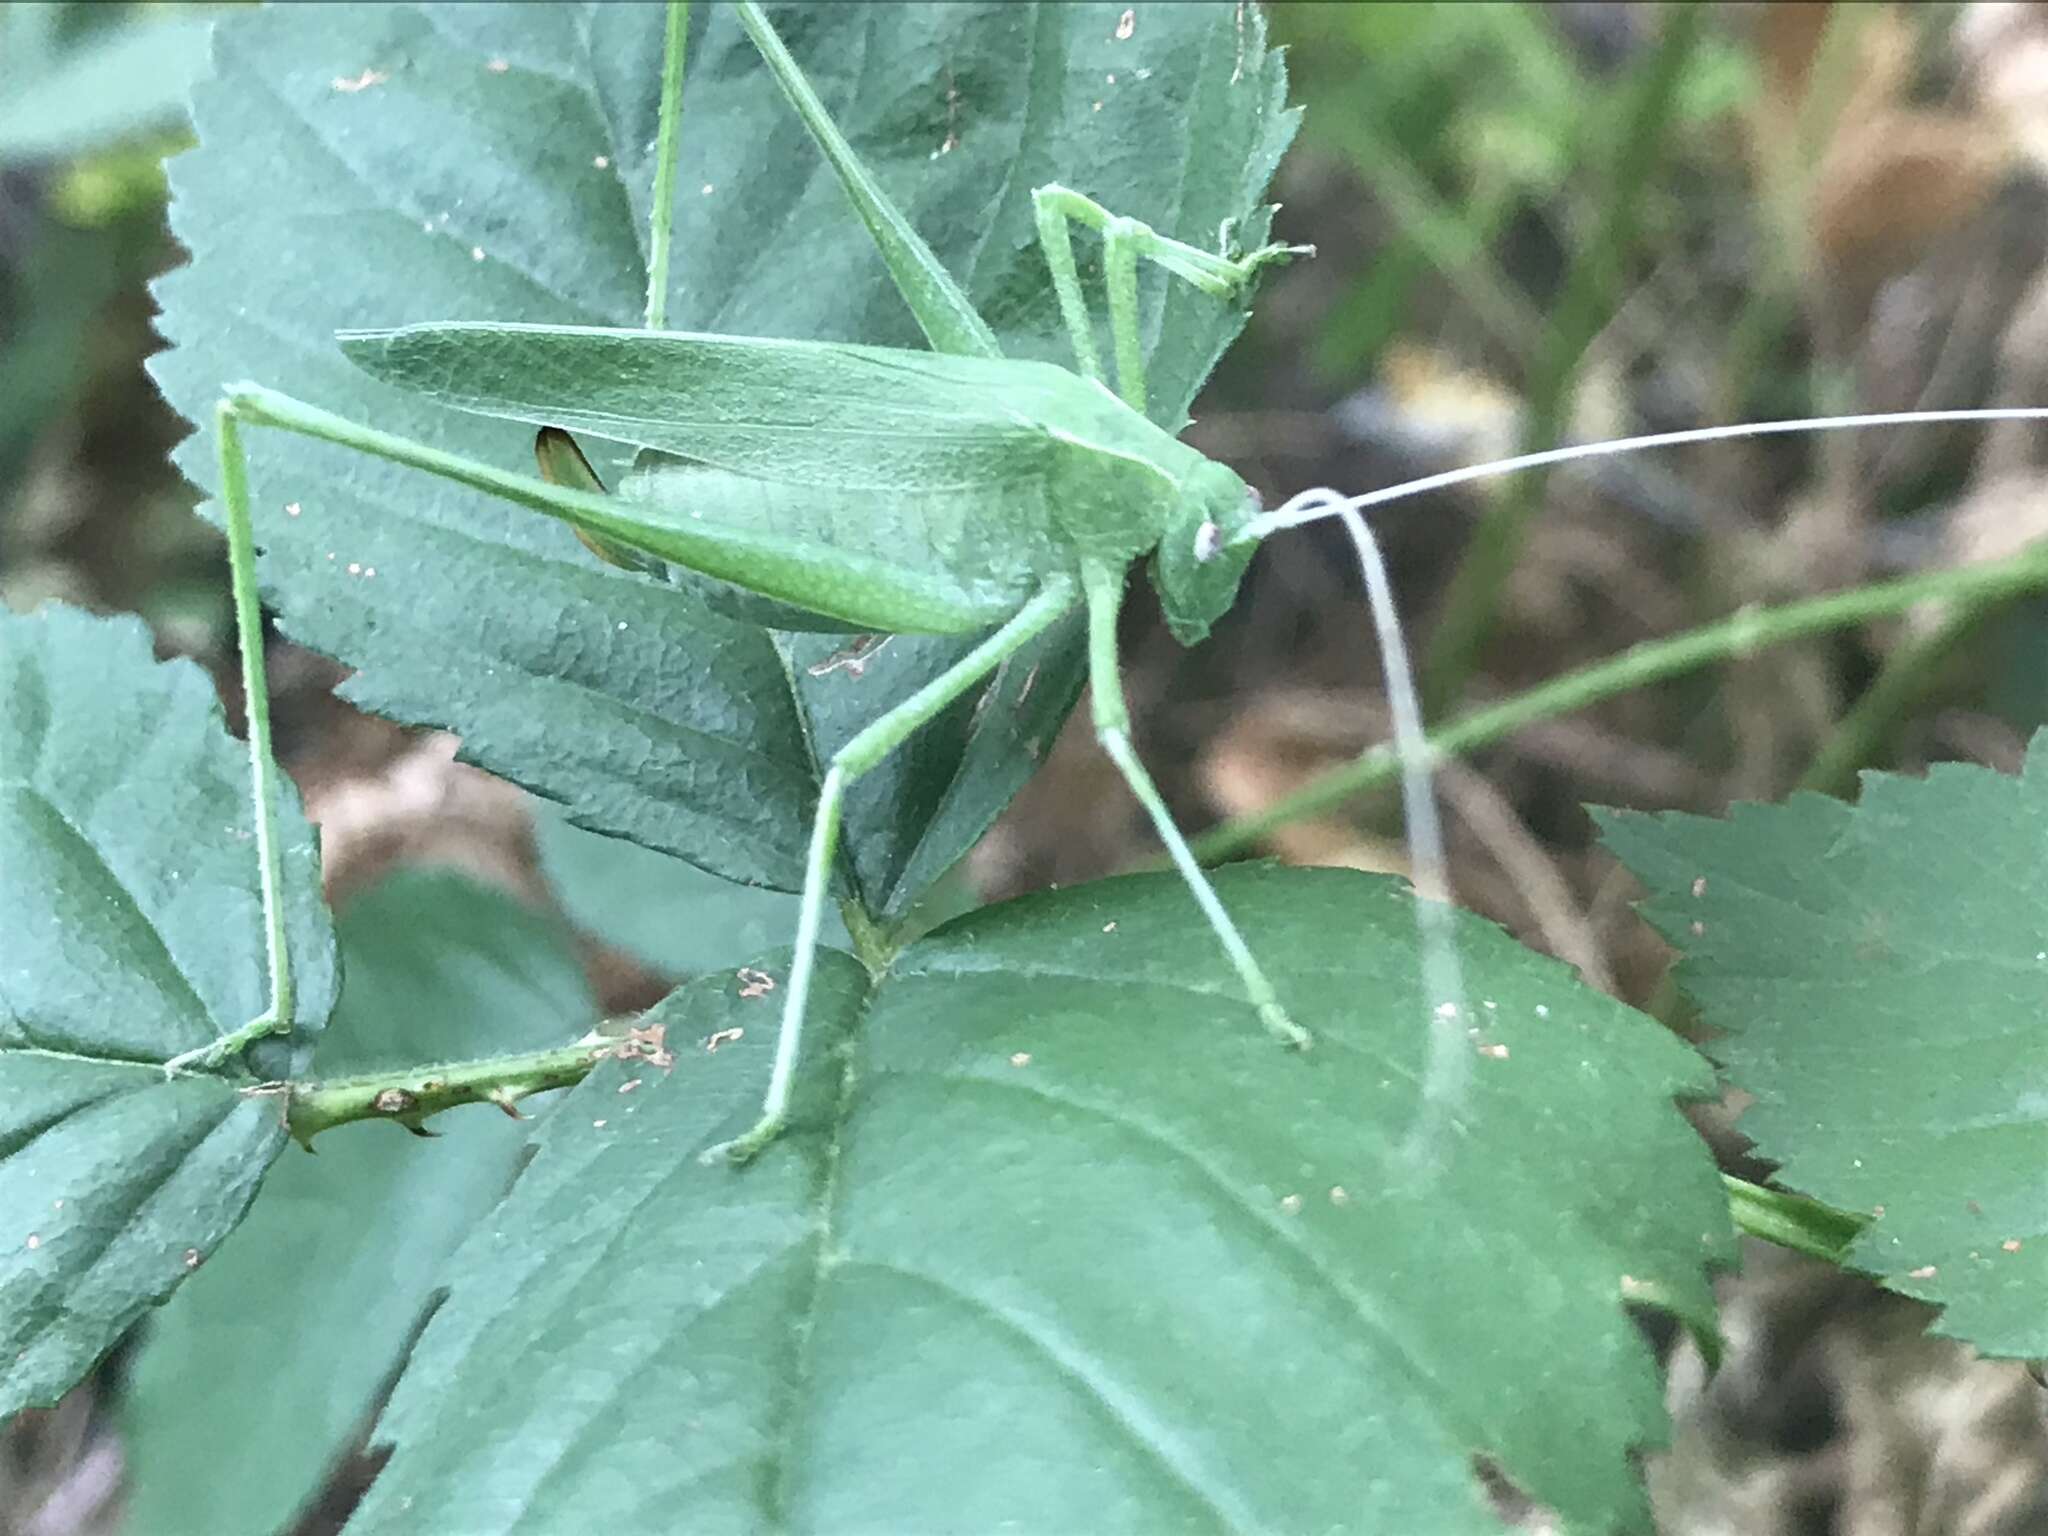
[1193,520,1223,563]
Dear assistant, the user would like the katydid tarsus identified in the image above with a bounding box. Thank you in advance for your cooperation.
[169,2,2048,1173]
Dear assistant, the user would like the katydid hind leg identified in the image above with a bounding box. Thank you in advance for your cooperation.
[702,581,1080,1166]
[1080,564,1309,1051]
[733,2,997,361]
[163,403,296,1076]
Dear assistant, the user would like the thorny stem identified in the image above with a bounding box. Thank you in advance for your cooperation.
[275,1036,619,1145]
[1193,540,2048,864]
[643,1,689,330]
[1724,1175,1865,1266]
[268,1045,1876,1270]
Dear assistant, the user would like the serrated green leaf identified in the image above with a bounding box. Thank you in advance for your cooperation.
[117,868,595,1536]
[0,604,336,1415]
[1598,740,2048,1358]
[151,3,1295,920]
[346,868,1727,1534]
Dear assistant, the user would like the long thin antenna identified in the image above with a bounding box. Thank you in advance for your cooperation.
[1279,490,1470,1162]
[1242,407,2048,543]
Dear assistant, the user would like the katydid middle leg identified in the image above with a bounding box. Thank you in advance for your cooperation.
[1078,561,1309,1051]
[700,577,1081,1166]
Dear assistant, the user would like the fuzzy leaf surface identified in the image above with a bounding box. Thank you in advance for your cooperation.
[1600,739,2048,1356]
[347,867,1728,1534]
[152,2,1296,917]
[0,604,336,1414]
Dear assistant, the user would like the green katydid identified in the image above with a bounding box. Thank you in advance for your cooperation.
[171,1,2048,1173]
[168,1,1312,1171]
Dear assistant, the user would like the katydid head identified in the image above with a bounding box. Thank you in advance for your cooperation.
[1151,458,1261,647]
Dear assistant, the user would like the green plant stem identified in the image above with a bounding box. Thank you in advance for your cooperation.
[1421,7,1701,717]
[273,1048,1869,1271]
[643,0,689,330]
[276,1037,617,1145]
[1799,600,1997,797]
[1724,1174,1865,1265]
[1195,543,2048,864]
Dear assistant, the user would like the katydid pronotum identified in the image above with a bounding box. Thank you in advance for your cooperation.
[168,2,2048,1171]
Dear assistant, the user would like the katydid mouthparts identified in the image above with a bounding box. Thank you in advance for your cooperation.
[165,1,2048,1177]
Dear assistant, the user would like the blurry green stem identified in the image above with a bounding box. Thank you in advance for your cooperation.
[644,1,689,330]
[1798,601,1997,797]
[1342,136,1540,365]
[1195,541,2048,863]
[1421,7,1702,716]
[1725,1175,1865,1265]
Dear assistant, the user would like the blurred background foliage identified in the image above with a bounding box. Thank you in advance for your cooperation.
[10,3,2048,1532]
[0,1,212,639]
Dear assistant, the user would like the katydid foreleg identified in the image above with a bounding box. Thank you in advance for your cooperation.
[701,577,1081,1166]
[1030,184,1306,414]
